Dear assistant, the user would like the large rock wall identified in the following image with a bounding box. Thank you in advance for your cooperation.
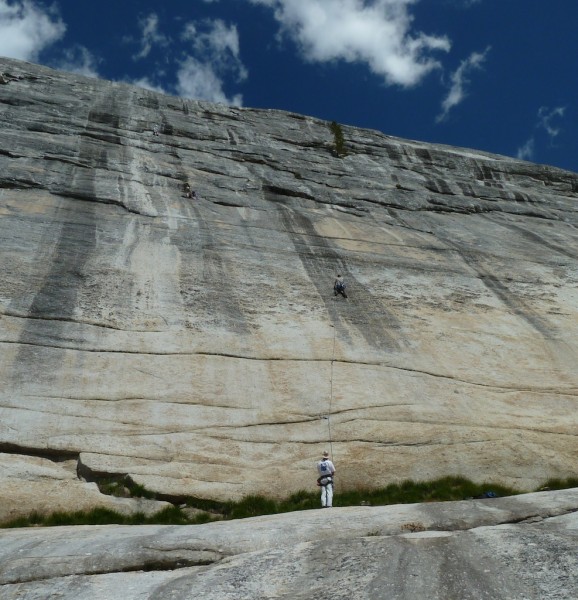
[1,58,577,516]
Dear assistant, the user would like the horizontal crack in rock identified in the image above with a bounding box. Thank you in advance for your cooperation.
[2,551,225,585]
[0,442,79,462]
[58,190,154,217]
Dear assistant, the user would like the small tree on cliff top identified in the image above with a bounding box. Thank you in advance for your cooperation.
[329,121,347,157]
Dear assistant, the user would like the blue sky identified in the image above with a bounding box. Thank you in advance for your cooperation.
[0,0,576,173]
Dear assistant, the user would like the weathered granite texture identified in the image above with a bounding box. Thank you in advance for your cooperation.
[0,453,171,522]
[0,57,577,516]
[1,489,577,599]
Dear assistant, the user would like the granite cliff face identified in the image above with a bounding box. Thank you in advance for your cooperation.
[1,57,577,519]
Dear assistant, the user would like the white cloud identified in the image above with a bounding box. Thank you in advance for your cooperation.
[55,45,100,78]
[127,76,167,95]
[516,137,535,161]
[177,19,246,104]
[182,19,247,81]
[0,2,245,106]
[176,56,242,105]
[538,106,565,139]
[516,106,566,162]
[123,16,247,105]
[453,0,481,6]
[0,0,65,61]
[437,46,490,121]
[133,13,169,61]
[248,0,450,87]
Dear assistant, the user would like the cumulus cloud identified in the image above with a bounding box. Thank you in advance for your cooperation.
[0,0,65,61]
[538,106,565,138]
[437,46,490,121]
[0,1,98,80]
[178,19,247,104]
[516,106,566,161]
[248,0,450,87]
[55,45,100,78]
[124,15,246,105]
[182,19,247,80]
[175,56,242,105]
[516,137,535,161]
[127,76,167,95]
[133,13,169,61]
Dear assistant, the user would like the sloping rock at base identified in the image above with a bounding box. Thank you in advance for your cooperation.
[0,57,577,513]
[1,489,577,599]
[0,453,171,522]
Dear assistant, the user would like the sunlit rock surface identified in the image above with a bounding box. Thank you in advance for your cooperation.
[1,57,577,517]
[1,489,577,599]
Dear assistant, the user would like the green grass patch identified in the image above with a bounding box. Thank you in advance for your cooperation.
[278,489,320,513]
[127,482,156,499]
[539,477,578,491]
[222,495,278,520]
[332,476,518,507]
[185,496,223,512]
[1,506,220,528]
[96,476,158,500]
[3,475,576,528]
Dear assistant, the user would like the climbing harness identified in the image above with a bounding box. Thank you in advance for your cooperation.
[334,279,347,298]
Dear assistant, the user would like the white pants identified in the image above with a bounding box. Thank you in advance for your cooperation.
[320,483,333,507]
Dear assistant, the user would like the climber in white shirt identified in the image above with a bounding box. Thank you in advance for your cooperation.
[317,451,336,508]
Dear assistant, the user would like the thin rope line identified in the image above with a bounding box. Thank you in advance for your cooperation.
[328,325,336,461]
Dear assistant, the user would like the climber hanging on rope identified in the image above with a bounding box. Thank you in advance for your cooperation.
[334,274,347,298]
[183,182,198,199]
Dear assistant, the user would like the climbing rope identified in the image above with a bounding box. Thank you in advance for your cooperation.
[327,324,336,461]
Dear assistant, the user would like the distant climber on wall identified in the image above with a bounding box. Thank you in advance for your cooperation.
[183,182,197,199]
[334,274,347,298]
[317,451,336,507]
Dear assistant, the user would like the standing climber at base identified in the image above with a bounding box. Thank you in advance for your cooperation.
[317,451,336,508]
[334,274,347,298]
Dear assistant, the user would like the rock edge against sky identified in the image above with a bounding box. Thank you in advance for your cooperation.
[0,57,577,521]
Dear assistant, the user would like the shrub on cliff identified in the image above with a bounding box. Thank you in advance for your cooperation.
[329,121,347,157]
